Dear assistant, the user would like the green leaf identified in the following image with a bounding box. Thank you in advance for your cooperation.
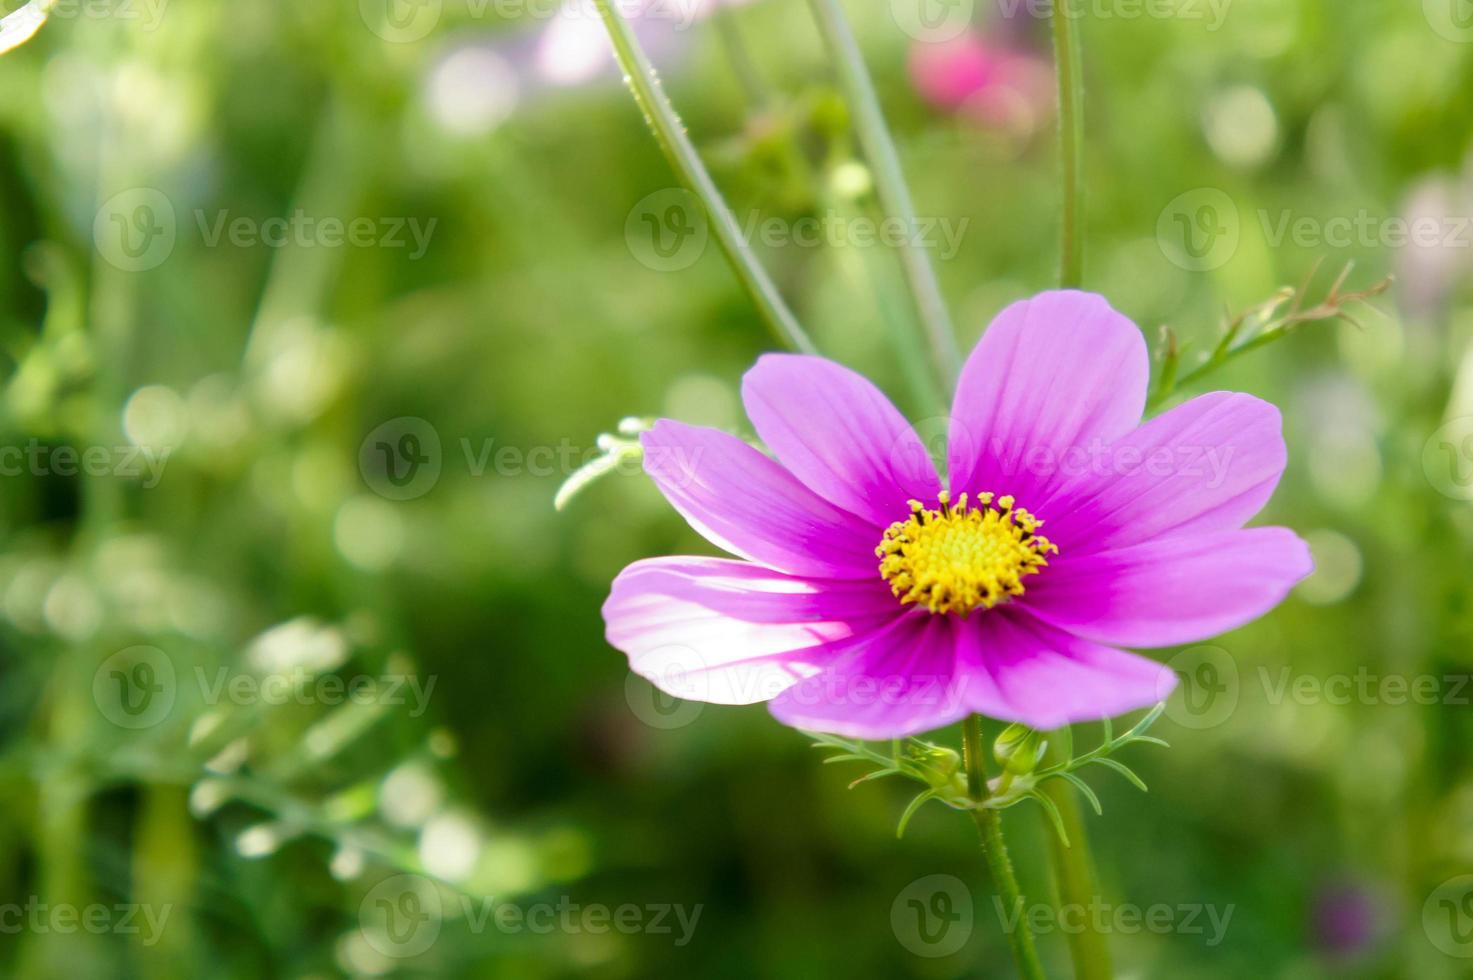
[896,790,938,838]
[1091,757,1149,793]
[1058,772,1103,816]
[1030,791,1071,847]
[1123,702,1167,740]
[849,769,901,789]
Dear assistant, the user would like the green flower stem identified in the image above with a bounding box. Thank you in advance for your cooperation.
[806,0,961,391]
[1047,9,1111,971]
[1040,729,1112,979]
[963,716,1047,980]
[592,0,817,355]
[1051,0,1085,289]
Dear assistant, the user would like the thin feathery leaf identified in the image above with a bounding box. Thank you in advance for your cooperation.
[1059,772,1103,816]
[896,791,938,838]
[1031,791,1071,847]
[1123,702,1167,740]
[1091,757,1149,793]
[849,769,903,789]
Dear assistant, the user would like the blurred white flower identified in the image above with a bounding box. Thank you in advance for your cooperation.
[421,0,762,137]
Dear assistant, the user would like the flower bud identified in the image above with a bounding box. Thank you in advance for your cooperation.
[993,723,1041,776]
[921,744,961,780]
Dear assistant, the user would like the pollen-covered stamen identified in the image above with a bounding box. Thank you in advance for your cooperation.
[876,491,1058,616]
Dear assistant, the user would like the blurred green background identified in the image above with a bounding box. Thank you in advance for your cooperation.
[0,0,1472,976]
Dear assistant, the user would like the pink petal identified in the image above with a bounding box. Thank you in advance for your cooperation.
[956,612,1179,728]
[641,420,877,578]
[948,291,1148,510]
[604,557,895,706]
[765,607,1178,737]
[742,354,942,528]
[608,556,896,624]
[767,613,973,738]
[1036,391,1288,553]
[1023,527,1313,648]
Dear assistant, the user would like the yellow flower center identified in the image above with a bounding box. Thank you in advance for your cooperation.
[877,491,1058,616]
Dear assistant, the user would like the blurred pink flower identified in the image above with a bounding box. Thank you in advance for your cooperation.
[908,34,1054,133]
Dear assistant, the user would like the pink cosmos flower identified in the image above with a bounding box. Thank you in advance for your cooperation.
[603,291,1312,738]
